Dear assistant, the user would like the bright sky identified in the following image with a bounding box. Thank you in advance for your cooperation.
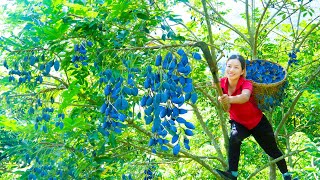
[0,1,13,76]
[0,0,15,36]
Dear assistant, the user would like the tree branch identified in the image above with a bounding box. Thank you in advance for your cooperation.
[247,148,307,179]
[245,0,252,47]
[100,43,195,54]
[183,2,251,45]
[275,65,320,136]
[297,20,320,50]
[189,103,227,168]
[126,120,223,178]
[258,0,289,35]
[254,0,272,57]
[259,1,312,48]
[194,41,229,152]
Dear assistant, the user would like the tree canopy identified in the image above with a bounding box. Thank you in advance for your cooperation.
[0,0,319,179]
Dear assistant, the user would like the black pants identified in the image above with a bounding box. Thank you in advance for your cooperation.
[228,115,288,174]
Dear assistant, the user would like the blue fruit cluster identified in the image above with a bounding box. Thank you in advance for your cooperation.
[98,69,138,136]
[8,69,32,85]
[143,166,156,180]
[27,157,61,180]
[78,146,88,155]
[5,53,60,86]
[30,100,65,132]
[246,59,288,111]
[71,41,93,68]
[32,106,58,133]
[141,49,199,155]
[287,49,299,66]
[55,113,65,130]
[39,59,60,76]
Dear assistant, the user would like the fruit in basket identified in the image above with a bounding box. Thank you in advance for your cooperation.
[245,59,288,111]
[246,59,285,84]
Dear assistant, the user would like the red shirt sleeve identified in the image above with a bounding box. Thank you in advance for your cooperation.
[242,79,253,92]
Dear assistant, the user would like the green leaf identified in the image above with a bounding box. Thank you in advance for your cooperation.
[59,82,81,111]
[109,132,117,148]
[168,16,183,24]
[0,115,19,131]
[136,13,149,20]
[87,11,99,18]
[303,167,316,171]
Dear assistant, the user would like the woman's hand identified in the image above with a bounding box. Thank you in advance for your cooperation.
[218,94,229,104]
[218,94,230,111]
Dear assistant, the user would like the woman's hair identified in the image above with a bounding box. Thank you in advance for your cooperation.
[227,54,246,70]
[227,54,246,76]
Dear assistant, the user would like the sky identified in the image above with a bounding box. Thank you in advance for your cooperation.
[0,0,15,37]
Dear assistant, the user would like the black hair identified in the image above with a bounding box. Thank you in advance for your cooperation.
[227,54,246,70]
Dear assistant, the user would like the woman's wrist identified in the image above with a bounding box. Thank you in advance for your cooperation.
[228,96,233,104]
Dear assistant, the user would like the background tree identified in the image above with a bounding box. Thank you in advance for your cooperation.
[0,0,319,179]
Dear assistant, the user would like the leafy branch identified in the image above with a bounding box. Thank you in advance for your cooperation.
[189,103,226,168]
[247,148,307,179]
[183,1,250,45]
[275,64,320,136]
[127,119,223,178]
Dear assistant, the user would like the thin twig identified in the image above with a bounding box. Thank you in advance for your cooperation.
[295,15,320,45]
[254,0,272,57]
[126,119,223,178]
[297,20,320,50]
[183,2,250,45]
[275,65,320,136]
[189,103,227,168]
[247,148,307,179]
[282,0,296,39]
[100,43,196,54]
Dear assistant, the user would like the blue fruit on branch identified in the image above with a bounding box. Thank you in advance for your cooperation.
[99,68,139,137]
[192,52,202,60]
[287,50,299,66]
[53,60,60,71]
[139,49,198,155]
[72,41,92,67]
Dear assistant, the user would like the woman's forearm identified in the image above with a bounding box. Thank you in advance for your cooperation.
[229,94,250,104]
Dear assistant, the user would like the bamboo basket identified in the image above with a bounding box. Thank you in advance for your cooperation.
[246,59,288,111]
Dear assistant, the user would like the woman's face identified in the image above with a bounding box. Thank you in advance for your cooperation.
[226,59,244,81]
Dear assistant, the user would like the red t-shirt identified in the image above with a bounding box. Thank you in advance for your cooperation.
[220,76,263,130]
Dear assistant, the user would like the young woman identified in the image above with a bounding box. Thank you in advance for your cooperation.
[215,55,294,180]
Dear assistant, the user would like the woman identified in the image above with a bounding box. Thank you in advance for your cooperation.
[215,55,294,180]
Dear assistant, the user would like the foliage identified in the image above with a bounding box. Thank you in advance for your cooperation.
[0,0,319,180]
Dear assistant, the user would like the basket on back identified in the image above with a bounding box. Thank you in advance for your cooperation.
[246,59,288,111]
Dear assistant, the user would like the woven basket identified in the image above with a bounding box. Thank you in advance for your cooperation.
[246,59,288,111]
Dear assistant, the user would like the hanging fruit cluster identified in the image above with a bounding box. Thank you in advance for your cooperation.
[4,53,60,86]
[97,49,201,156]
[143,165,156,180]
[98,69,139,136]
[25,153,62,180]
[26,153,72,180]
[28,96,65,133]
[141,49,200,155]
[246,59,288,111]
[71,41,93,68]
[287,49,299,66]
